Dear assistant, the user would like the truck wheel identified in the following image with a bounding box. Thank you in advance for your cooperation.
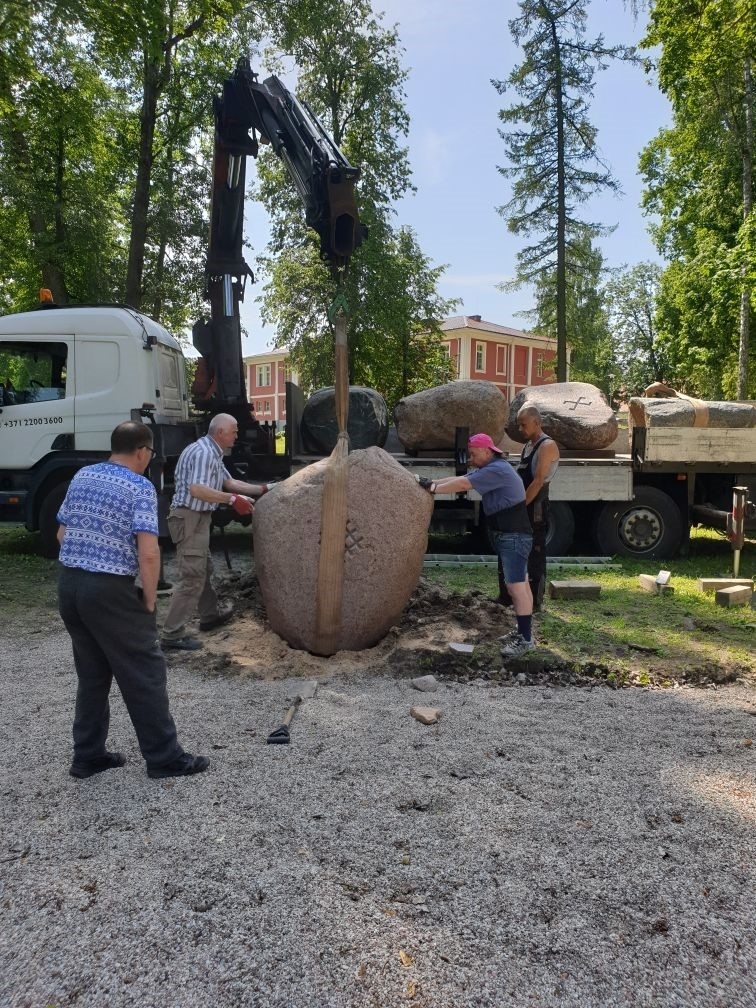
[594,485,683,559]
[545,501,575,556]
[38,481,70,559]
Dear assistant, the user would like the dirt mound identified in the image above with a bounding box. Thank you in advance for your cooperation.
[166,575,744,691]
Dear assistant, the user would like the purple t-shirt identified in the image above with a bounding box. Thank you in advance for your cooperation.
[467,457,526,516]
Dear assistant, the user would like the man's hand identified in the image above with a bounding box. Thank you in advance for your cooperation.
[415,475,436,493]
[229,494,253,516]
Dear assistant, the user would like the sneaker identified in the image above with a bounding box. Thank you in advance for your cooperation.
[161,635,203,651]
[500,633,535,658]
[497,629,519,643]
[199,604,234,632]
[147,753,210,779]
[70,751,126,779]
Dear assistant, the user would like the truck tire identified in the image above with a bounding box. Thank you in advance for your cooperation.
[38,480,71,559]
[545,501,575,556]
[594,485,683,559]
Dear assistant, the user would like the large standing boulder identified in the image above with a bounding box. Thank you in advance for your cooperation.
[253,447,433,653]
[300,386,388,453]
[394,380,507,453]
[506,382,617,450]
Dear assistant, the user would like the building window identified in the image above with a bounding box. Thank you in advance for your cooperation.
[256,363,271,387]
[475,342,485,371]
[536,352,545,378]
[495,345,507,376]
[264,401,271,414]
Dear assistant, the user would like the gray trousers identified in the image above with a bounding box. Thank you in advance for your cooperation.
[58,567,183,770]
[162,508,222,639]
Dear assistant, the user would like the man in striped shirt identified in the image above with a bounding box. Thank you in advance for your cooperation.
[161,413,270,651]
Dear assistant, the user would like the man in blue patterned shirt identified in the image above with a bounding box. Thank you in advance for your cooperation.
[57,421,209,780]
[161,413,269,651]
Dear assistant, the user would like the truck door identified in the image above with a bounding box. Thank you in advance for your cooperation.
[0,338,75,469]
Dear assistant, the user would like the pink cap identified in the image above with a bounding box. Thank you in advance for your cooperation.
[468,433,503,454]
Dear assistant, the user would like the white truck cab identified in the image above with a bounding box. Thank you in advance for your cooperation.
[0,304,192,554]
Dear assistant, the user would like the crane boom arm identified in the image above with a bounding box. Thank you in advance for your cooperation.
[192,59,366,419]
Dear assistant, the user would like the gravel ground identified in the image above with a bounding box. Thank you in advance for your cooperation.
[2,601,756,1008]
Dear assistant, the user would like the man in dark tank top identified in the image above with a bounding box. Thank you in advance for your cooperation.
[498,406,560,611]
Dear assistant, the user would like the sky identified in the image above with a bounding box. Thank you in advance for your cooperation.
[237,0,671,356]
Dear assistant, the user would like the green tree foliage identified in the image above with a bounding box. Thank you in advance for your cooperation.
[494,0,634,382]
[60,0,264,329]
[524,232,615,396]
[254,0,457,406]
[602,261,670,397]
[640,0,755,398]
[0,3,128,308]
[0,0,265,334]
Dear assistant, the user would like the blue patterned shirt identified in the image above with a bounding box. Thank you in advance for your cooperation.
[57,462,159,576]
[170,435,231,512]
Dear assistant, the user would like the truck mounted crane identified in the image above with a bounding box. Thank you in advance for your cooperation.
[190,58,366,472]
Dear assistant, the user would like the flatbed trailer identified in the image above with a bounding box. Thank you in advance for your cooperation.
[285,381,756,559]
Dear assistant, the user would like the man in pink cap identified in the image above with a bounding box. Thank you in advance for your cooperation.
[417,433,535,656]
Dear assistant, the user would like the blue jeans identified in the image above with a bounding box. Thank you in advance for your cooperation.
[488,530,532,585]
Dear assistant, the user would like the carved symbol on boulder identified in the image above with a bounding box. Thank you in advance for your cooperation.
[563,395,593,411]
[345,519,364,556]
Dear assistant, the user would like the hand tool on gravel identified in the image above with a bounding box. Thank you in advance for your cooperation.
[266,681,318,744]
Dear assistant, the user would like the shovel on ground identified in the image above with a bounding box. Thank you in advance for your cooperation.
[266,680,318,744]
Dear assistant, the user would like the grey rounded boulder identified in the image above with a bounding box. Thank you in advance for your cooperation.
[394,380,507,453]
[301,386,388,454]
[507,382,617,450]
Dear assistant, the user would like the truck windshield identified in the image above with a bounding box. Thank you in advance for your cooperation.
[0,341,67,404]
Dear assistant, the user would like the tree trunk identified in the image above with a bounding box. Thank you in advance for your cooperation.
[125,58,161,310]
[738,56,752,399]
[551,17,568,382]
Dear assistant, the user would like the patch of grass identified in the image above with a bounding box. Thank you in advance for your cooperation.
[423,528,756,683]
[0,524,59,611]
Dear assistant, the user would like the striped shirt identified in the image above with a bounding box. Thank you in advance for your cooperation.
[170,435,231,512]
[57,463,159,576]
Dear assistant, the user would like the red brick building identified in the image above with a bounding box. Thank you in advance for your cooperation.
[243,315,562,424]
[243,349,296,427]
[440,315,561,397]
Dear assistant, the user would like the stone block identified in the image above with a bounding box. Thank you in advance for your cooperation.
[638,574,675,595]
[253,447,433,654]
[411,675,440,692]
[715,585,753,608]
[697,577,754,593]
[548,579,602,600]
[410,706,441,725]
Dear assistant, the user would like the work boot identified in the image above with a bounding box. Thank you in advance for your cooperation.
[199,603,234,632]
[500,634,535,658]
[161,635,203,651]
[69,751,126,779]
[147,753,210,779]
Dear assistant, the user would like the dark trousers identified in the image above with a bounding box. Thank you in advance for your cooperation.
[498,500,548,609]
[58,567,183,769]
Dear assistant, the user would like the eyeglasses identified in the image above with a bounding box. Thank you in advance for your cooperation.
[139,445,157,459]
